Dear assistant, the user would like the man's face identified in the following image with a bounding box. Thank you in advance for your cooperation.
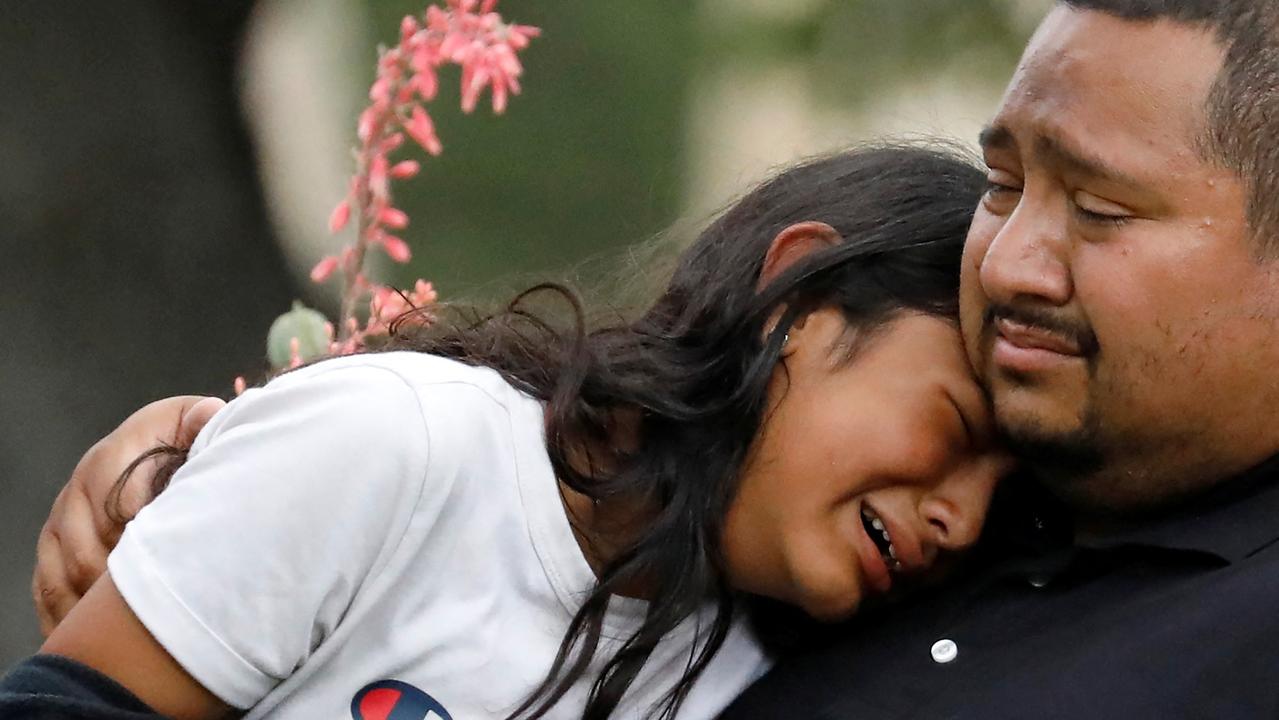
[960,6,1279,512]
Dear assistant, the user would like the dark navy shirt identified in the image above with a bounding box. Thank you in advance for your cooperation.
[722,457,1279,719]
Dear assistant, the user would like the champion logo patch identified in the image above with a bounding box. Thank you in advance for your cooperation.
[351,680,453,720]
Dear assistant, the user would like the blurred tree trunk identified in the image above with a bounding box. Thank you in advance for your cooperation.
[0,0,296,665]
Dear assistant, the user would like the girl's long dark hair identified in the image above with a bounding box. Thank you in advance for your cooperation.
[118,143,985,720]
[393,143,984,719]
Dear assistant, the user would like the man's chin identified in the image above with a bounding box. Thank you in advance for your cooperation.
[991,397,1103,485]
[986,370,1080,425]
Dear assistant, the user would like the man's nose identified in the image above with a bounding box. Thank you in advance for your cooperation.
[978,199,1072,308]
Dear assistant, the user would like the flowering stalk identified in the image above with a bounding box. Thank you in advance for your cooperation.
[256,0,538,380]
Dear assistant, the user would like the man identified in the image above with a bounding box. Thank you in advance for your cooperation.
[21,0,1279,717]
[724,1,1279,716]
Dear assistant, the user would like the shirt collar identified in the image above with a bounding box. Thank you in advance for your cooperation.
[982,452,1279,567]
[1072,453,1279,563]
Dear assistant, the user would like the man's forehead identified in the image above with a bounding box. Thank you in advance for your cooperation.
[983,8,1225,171]
[1008,6,1225,110]
[1020,5,1223,68]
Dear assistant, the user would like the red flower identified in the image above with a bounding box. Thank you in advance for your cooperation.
[315,0,538,349]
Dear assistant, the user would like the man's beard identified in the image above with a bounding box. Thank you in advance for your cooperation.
[977,303,1107,499]
[993,401,1106,498]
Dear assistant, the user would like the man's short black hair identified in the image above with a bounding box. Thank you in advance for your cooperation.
[1061,0,1279,250]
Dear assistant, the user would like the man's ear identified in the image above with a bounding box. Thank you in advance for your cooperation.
[757,221,842,291]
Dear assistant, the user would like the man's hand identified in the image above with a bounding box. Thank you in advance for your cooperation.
[32,395,226,637]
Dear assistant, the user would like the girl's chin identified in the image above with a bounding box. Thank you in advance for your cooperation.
[791,577,866,622]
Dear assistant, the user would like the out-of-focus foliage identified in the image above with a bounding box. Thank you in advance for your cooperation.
[811,0,1031,101]
[703,0,1032,104]
[362,0,697,301]
[349,0,1035,301]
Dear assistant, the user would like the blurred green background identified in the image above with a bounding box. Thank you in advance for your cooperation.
[0,0,1046,667]
[259,0,1040,308]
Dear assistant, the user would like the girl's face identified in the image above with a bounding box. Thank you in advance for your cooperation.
[722,310,1011,621]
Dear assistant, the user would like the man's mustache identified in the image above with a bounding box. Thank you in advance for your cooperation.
[984,304,1100,356]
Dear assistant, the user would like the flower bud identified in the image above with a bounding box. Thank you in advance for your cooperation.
[390,160,420,179]
[328,200,351,233]
[310,256,339,283]
[406,107,442,155]
[401,15,419,43]
[382,235,412,263]
[267,301,332,370]
[380,207,409,229]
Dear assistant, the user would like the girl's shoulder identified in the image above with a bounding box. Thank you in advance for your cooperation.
[274,351,528,414]
[258,351,546,480]
[274,350,513,393]
[179,351,546,519]
[218,351,538,453]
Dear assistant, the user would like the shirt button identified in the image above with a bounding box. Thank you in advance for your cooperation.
[931,638,958,664]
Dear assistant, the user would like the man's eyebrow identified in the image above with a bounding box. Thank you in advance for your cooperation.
[1036,134,1141,186]
[980,123,1143,187]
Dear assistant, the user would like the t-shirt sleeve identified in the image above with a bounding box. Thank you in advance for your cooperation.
[106,361,431,709]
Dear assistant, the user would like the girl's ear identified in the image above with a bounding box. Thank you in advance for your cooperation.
[757,221,842,291]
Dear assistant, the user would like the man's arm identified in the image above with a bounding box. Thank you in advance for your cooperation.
[33,396,225,636]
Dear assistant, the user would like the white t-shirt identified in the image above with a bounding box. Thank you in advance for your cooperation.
[108,352,770,719]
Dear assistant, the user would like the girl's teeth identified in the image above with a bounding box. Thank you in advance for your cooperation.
[863,507,899,571]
